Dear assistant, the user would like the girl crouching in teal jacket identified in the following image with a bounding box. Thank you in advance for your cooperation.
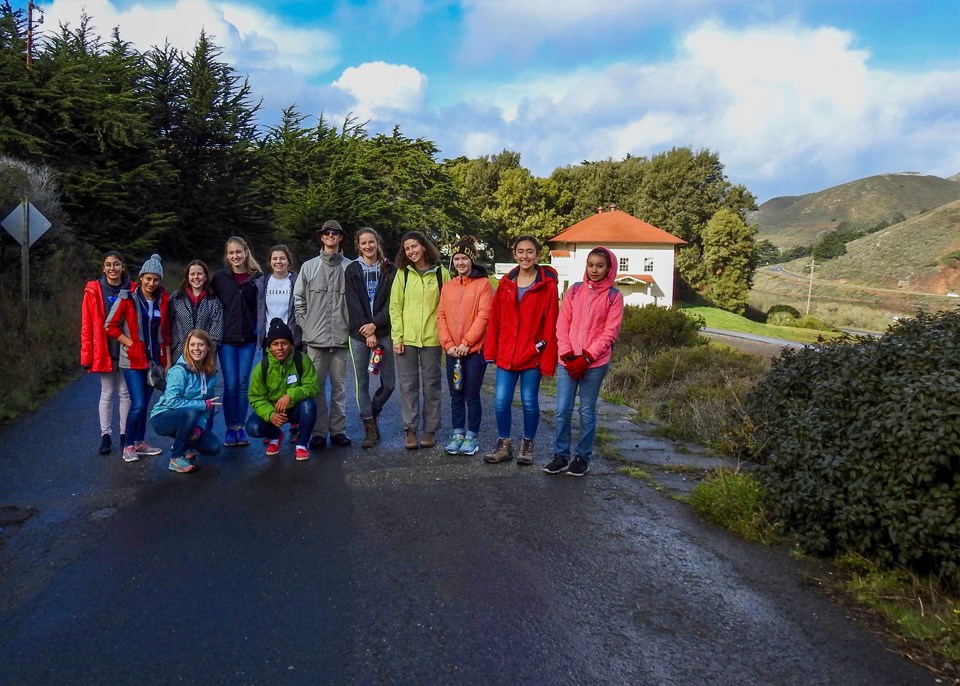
[150,329,222,473]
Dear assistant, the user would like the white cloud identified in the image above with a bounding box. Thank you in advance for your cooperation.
[462,131,501,158]
[331,62,428,121]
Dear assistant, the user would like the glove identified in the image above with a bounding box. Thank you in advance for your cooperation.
[564,355,589,380]
[582,349,596,364]
[560,351,576,363]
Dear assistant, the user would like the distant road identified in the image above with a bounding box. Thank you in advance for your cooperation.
[701,327,805,356]
[762,265,958,299]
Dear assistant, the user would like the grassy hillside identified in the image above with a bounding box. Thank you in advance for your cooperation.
[814,200,960,292]
[754,173,959,248]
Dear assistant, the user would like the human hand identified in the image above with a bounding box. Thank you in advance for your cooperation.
[359,323,376,338]
[394,342,405,354]
[274,394,291,414]
[446,346,460,357]
[366,335,378,348]
[270,411,288,427]
[455,344,470,357]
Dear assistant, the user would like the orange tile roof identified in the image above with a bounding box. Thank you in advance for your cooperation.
[550,210,685,245]
[550,249,571,257]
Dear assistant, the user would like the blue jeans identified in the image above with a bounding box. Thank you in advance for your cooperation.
[553,364,609,462]
[494,367,542,440]
[218,342,256,428]
[447,352,486,435]
[244,398,318,443]
[121,368,153,446]
[151,408,222,458]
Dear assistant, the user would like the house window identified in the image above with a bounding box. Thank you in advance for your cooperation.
[643,257,654,272]
[618,257,629,272]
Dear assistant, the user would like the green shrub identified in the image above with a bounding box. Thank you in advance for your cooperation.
[766,313,834,330]
[766,304,801,319]
[688,470,774,542]
[745,311,960,591]
[617,304,706,352]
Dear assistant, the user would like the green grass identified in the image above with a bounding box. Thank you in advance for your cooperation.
[687,469,776,543]
[680,304,837,344]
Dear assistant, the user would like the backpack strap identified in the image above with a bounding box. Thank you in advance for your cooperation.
[403,267,443,293]
[569,281,619,305]
[261,350,305,386]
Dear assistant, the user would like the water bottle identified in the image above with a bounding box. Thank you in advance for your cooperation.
[452,358,463,391]
[368,345,384,375]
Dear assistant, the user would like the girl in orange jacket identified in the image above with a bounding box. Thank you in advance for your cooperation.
[437,236,493,456]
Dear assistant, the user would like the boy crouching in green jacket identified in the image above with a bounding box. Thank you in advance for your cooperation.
[245,318,320,460]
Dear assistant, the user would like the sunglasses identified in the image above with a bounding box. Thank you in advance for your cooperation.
[321,229,341,237]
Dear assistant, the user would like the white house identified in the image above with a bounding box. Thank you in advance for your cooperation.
[547,208,685,307]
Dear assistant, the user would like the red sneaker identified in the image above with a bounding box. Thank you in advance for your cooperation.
[295,446,309,461]
[266,436,282,456]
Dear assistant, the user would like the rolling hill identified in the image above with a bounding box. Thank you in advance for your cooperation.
[753,173,959,248]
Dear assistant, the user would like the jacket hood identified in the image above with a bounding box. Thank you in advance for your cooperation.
[505,264,558,285]
[582,247,618,292]
[453,263,489,280]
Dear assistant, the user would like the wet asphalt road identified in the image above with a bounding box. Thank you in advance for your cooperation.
[0,373,937,685]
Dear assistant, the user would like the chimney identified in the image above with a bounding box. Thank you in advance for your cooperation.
[609,202,618,212]
[596,206,604,214]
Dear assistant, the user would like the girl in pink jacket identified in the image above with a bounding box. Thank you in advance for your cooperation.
[546,247,624,476]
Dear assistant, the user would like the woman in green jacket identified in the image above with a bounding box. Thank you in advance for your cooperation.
[389,231,451,450]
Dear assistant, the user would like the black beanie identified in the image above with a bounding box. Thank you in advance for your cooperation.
[452,237,478,263]
[266,317,294,346]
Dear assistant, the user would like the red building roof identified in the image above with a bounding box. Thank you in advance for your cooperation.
[550,209,685,245]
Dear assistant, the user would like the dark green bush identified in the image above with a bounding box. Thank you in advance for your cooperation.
[745,310,960,591]
[617,304,706,352]
[766,304,801,319]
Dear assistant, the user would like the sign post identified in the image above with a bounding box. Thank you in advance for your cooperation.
[2,198,53,320]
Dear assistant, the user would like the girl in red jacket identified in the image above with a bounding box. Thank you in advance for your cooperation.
[105,254,171,463]
[545,247,624,477]
[437,236,493,456]
[80,251,132,455]
[483,235,558,465]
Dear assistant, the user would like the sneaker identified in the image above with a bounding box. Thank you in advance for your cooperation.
[98,434,112,455]
[444,434,465,455]
[331,433,352,447]
[295,445,310,461]
[224,428,239,447]
[309,435,327,449]
[168,456,195,473]
[458,435,479,456]
[567,456,590,477]
[235,428,250,446]
[184,449,198,460]
[265,436,282,456]
[121,445,140,463]
[543,455,569,474]
[135,441,162,457]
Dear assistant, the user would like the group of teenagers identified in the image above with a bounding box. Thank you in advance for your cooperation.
[79,222,625,477]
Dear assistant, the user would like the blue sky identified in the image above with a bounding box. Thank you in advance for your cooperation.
[23,0,960,201]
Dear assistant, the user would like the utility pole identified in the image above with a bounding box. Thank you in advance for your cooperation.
[805,257,817,315]
[26,2,42,68]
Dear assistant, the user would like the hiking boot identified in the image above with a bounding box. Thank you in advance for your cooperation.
[517,438,535,465]
[295,446,310,461]
[135,441,162,457]
[484,438,513,463]
[543,455,569,474]
[331,433,352,447]
[309,435,327,449]
[567,456,590,477]
[458,435,479,456]
[223,428,239,447]
[361,418,379,449]
[443,434,464,454]
[235,428,250,446]
[168,456,195,473]
[419,432,436,448]
[98,434,112,455]
[405,429,419,450]
[122,445,140,463]
[265,436,282,456]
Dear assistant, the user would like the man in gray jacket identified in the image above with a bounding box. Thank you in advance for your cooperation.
[294,220,352,448]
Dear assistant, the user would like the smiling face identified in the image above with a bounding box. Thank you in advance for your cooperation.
[357,232,379,262]
[270,338,292,362]
[319,229,343,253]
[187,334,209,363]
[187,264,207,292]
[453,253,472,277]
[513,240,538,271]
[140,273,161,296]
[586,252,611,282]
[226,241,247,273]
[403,238,426,268]
[270,250,290,276]
[102,256,124,286]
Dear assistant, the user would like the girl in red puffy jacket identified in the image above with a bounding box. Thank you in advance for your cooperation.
[483,235,558,466]
[80,251,132,455]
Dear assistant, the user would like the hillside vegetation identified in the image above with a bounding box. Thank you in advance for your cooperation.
[754,173,959,248]
[815,200,960,293]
